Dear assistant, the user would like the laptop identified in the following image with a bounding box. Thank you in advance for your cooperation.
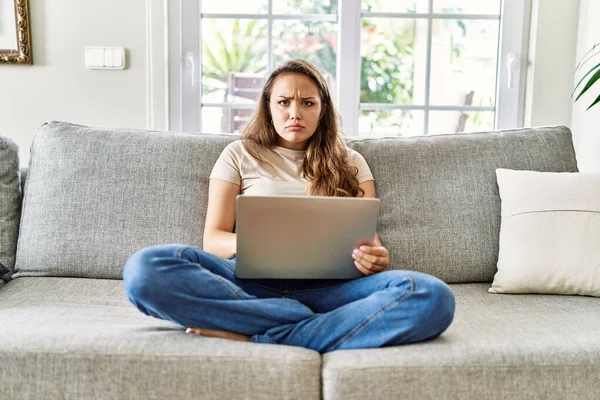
[235,195,381,279]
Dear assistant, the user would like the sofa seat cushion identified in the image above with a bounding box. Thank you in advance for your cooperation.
[322,284,600,400]
[0,277,321,400]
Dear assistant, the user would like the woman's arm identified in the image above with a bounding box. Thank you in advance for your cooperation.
[353,180,389,275]
[202,179,240,259]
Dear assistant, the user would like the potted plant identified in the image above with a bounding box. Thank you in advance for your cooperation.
[572,37,600,110]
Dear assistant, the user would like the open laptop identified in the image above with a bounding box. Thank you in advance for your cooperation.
[235,195,381,279]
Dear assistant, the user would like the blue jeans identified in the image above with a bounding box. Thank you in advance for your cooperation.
[123,244,455,354]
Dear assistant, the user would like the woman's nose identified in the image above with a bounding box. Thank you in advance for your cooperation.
[289,102,301,120]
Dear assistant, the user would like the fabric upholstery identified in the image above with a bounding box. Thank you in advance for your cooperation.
[491,169,600,296]
[322,283,600,400]
[348,126,578,283]
[0,277,321,400]
[0,136,21,287]
[14,121,237,280]
[14,122,578,284]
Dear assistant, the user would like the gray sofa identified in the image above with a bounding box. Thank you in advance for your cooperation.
[1,121,598,400]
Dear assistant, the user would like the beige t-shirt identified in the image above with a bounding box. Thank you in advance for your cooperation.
[209,140,374,196]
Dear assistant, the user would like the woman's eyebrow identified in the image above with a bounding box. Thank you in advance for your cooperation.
[276,95,317,100]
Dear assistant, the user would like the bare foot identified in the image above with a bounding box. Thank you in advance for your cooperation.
[186,327,251,342]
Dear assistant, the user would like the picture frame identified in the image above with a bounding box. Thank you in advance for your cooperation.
[0,0,32,64]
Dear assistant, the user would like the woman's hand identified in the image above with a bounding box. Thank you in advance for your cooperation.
[352,241,390,275]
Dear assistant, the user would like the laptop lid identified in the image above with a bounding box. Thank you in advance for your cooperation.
[235,195,380,279]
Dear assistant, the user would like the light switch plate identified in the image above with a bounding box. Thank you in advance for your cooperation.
[85,47,126,70]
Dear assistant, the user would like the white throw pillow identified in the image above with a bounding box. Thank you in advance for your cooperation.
[490,168,600,297]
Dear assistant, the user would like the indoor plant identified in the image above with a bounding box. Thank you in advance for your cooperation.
[572,38,600,110]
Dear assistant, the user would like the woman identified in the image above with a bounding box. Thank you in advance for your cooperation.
[123,59,455,353]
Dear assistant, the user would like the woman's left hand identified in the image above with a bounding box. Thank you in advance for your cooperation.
[352,242,390,275]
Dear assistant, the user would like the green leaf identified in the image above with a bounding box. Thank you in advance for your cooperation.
[574,67,600,102]
[456,20,467,37]
[230,20,240,69]
[571,61,600,97]
[586,93,600,110]
[216,39,232,70]
[212,22,231,71]
[243,20,253,37]
[203,71,223,81]
[574,45,600,72]
[202,43,225,79]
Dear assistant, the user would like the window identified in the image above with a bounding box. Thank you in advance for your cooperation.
[200,1,337,135]
[169,0,531,136]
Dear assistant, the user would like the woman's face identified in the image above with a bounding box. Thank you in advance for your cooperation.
[268,72,323,150]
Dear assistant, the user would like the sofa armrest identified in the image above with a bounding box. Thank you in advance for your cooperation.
[20,167,28,195]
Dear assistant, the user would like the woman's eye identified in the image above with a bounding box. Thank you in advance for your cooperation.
[278,100,288,106]
[303,101,314,106]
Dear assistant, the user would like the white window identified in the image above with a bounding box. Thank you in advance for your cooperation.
[168,0,531,136]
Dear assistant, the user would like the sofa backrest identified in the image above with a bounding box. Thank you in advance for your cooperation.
[14,121,238,281]
[347,126,577,282]
[13,121,578,283]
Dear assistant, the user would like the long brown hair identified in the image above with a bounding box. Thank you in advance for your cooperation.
[241,59,364,197]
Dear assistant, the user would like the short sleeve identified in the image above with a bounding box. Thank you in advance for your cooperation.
[349,149,374,183]
[209,141,242,185]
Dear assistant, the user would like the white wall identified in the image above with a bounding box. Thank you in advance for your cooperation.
[0,0,587,168]
[523,0,580,129]
[0,0,148,166]
[570,0,600,172]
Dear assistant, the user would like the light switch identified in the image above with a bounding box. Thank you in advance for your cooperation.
[85,46,126,70]
[85,48,105,68]
[104,49,114,67]
[113,48,124,69]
